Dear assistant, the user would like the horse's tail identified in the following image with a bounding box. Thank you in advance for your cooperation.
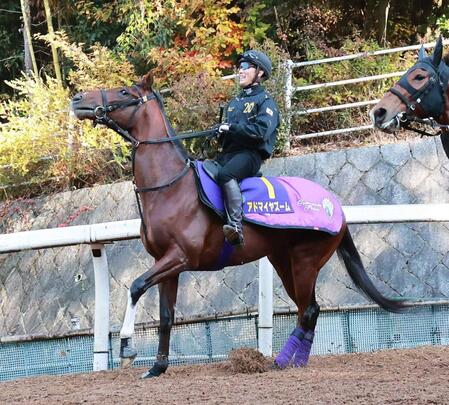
[337,226,405,313]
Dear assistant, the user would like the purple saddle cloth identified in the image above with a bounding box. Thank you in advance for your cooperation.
[193,161,344,235]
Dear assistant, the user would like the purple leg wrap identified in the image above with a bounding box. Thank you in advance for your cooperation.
[275,327,315,369]
[292,333,313,367]
[274,334,301,369]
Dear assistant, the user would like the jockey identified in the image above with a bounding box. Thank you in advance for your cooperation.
[215,50,280,246]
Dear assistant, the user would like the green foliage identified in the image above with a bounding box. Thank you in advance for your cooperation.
[38,31,137,91]
[243,3,271,45]
[437,14,449,37]
[108,0,247,79]
[0,33,138,199]
[69,0,128,48]
[114,0,178,56]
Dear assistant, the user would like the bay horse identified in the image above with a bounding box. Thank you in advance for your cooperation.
[71,73,403,379]
[371,35,449,158]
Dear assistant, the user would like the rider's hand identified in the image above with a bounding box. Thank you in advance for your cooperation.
[218,124,230,133]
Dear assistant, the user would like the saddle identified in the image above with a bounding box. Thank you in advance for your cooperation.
[192,160,344,235]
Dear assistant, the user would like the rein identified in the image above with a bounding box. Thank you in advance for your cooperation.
[397,113,449,137]
[93,85,217,191]
[94,88,217,150]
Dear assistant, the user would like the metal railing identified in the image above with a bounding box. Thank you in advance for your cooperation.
[283,40,449,147]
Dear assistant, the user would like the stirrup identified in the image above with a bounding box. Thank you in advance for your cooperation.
[223,224,244,246]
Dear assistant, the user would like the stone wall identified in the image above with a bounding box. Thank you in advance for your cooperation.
[1,137,449,338]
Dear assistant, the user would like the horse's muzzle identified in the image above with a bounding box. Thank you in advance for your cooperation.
[71,92,96,120]
[370,108,401,133]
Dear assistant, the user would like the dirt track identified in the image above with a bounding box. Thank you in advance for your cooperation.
[1,345,448,405]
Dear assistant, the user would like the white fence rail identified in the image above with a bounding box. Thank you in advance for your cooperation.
[2,204,449,369]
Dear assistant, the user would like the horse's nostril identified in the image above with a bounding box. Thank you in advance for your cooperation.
[72,93,83,103]
[373,108,386,123]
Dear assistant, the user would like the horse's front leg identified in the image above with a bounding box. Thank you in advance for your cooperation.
[141,275,179,379]
[119,252,184,369]
[119,288,139,367]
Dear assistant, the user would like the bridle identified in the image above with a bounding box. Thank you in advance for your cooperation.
[93,84,217,190]
[92,84,218,242]
[387,59,449,137]
[94,85,158,147]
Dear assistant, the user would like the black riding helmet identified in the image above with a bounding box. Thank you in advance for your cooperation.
[238,50,272,80]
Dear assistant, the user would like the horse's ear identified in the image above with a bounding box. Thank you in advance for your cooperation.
[140,71,154,91]
[418,45,427,60]
[432,35,444,66]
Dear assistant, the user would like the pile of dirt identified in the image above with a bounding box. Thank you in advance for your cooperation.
[227,347,271,373]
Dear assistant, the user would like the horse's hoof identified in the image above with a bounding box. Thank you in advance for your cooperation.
[273,354,291,370]
[140,370,158,379]
[120,355,136,369]
[119,347,137,368]
[270,361,284,370]
[141,361,168,379]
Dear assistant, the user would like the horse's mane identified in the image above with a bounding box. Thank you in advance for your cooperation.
[153,90,190,160]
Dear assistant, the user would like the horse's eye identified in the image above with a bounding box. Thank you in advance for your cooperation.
[120,89,129,96]
[415,74,426,81]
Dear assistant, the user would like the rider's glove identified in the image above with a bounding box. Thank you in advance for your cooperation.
[218,124,230,133]
[210,124,221,135]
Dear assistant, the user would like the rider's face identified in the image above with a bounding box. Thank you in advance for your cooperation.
[238,63,261,88]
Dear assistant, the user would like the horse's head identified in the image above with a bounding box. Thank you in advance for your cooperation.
[370,36,449,133]
[71,72,155,135]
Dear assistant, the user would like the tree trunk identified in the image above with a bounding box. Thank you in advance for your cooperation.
[360,0,377,37]
[20,0,38,76]
[377,0,390,45]
[22,23,32,73]
[43,0,62,86]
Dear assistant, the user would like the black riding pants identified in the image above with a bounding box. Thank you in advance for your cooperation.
[215,150,262,186]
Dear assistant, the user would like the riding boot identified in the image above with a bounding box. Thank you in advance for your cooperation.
[222,179,244,246]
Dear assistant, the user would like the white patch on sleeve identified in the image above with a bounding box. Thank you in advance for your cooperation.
[266,107,273,116]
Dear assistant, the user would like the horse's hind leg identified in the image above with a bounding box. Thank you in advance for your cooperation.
[268,252,308,368]
[267,252,296,302]
[273,276,320,367]
[271,241,330,368]
[291,289,319,367]
[141,275,179,378]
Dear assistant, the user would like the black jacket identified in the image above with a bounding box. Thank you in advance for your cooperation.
[221,85,280,159]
